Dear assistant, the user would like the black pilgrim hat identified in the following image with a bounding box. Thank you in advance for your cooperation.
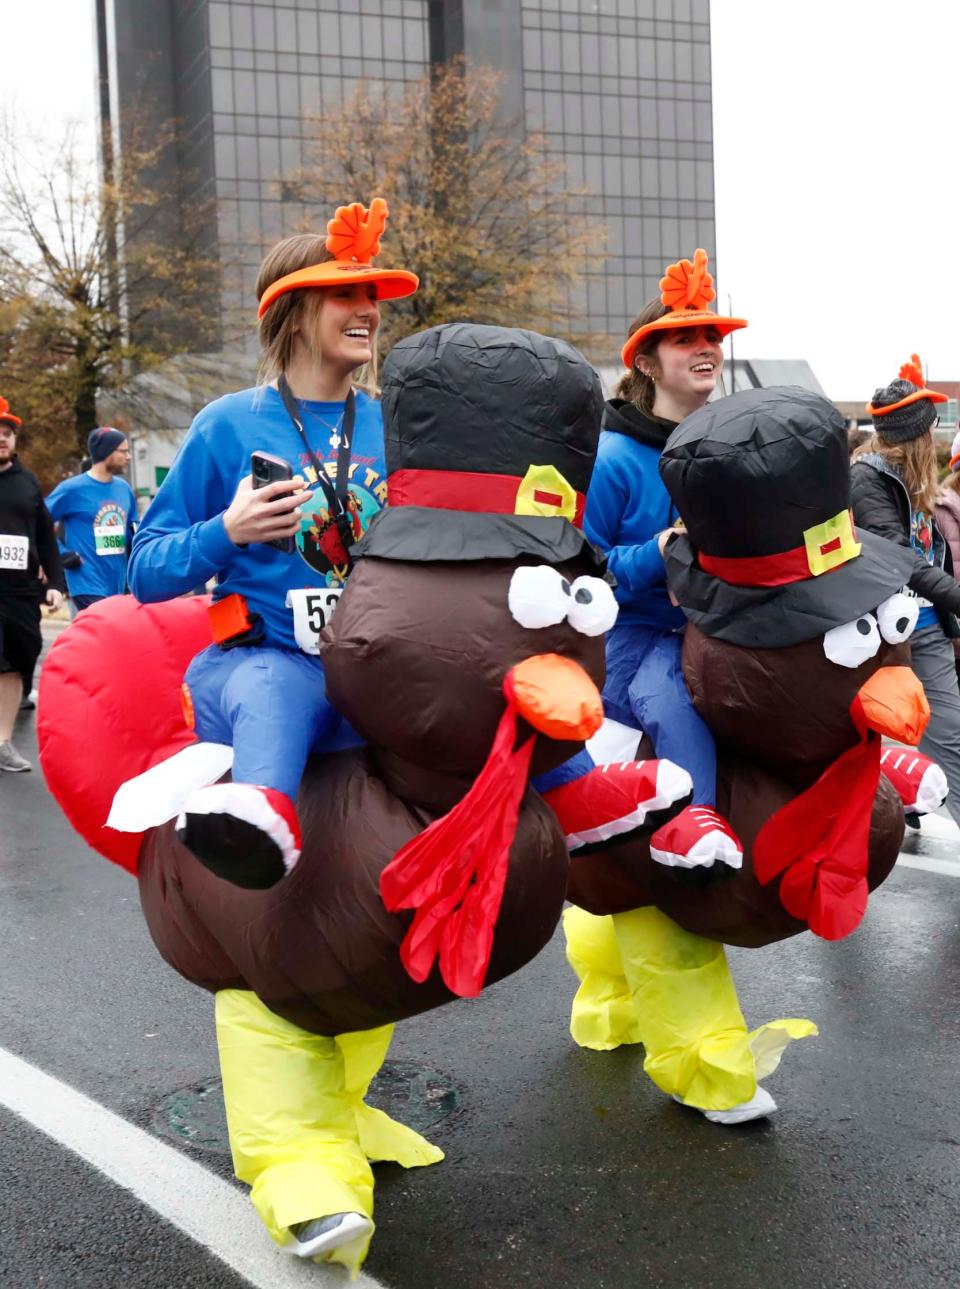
[355,323,605,566]
[660,386,916,648]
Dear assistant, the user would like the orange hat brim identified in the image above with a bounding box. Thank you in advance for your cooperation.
[621,310,747,370]
[0,412,22,428]
[257,261,420,319]
[866,388,949,417]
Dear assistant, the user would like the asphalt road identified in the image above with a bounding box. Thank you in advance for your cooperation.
[4,628,960,1288]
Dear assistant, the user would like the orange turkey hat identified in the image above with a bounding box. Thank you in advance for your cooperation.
[256,197,419,318]
[621,248,747,370]
[0,397,22,429]
[865,353,948,418]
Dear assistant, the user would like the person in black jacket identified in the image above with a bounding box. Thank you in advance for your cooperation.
[0,403,66,771]
[850,368,960,827]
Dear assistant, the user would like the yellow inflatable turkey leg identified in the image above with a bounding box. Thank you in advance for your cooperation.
[337,1026,445,1169]
[564,906,816,1111]
[215,991,444,1273]
[564,906,646,1050]
[215,989,374,1272]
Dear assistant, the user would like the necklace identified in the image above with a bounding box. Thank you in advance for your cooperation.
[296,400,347,450]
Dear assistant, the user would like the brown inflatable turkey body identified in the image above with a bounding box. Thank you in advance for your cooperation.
[568,386,929,947]
[135,324,637,1034]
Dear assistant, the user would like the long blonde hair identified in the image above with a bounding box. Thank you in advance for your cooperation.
[255,233,379,395]
[855,431,940,515]
[615,298,670,415]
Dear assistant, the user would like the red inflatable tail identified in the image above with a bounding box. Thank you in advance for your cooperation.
[37,596,212,873]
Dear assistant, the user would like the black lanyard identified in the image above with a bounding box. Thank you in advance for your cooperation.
[277,373,356,570]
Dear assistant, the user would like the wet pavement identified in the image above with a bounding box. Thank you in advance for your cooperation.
[3,627,960,1287]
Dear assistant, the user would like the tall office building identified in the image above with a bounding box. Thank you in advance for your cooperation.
[97,0,715,354]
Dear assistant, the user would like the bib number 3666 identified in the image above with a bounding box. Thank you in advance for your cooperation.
[286,586,343,655]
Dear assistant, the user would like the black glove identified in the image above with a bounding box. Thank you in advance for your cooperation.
[61,550,83,570]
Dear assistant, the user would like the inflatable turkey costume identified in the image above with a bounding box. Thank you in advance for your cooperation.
[562,386,930,1121]
[38,323,694,1270]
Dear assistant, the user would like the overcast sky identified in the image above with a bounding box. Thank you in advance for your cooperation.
[3,0,957,402]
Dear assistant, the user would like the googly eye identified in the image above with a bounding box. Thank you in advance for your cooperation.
[823,613,882,669]
[876,592,919,644]
[566,576,619,637]
[508,565,571,629]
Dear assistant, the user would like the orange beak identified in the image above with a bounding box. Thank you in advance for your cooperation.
[508,653,604,742]
[854,665,930,745]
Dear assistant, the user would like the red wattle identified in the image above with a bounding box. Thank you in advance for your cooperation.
[381,688,535,997]
[754,730,881,940]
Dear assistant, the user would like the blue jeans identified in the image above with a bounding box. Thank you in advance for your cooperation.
[603,623,716,805]
[532,625,717,804]
[184,644,361,802]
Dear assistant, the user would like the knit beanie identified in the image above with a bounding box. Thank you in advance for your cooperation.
[869,379,938,444]
[87,427,127,463]
[949,430,960,473]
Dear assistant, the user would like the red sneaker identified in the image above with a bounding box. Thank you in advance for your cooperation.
[175,782,302,889]
[649,804,743,871]
[542,759,693,851]
[880,747,948,817]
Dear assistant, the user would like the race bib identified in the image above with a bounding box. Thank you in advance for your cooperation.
[94,524,126,556]
[0,535,28,570]
[286,586,343,655]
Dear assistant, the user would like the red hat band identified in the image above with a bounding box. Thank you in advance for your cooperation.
[388,465,587,529]
[698,509,861,589]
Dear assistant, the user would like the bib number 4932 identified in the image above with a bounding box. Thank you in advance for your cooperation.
[286,586,343,655]
[0,535,28,570]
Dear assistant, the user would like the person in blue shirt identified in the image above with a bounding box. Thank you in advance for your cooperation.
[46,428,136,614]
[582,249,748,868]
[561,256,804,1130]
[128,198,418,895]
[130,209,433,1272]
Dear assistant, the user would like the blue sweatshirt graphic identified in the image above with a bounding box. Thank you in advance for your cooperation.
[129,386,386,650]
[45,473,137,599]
[583,400,685,631]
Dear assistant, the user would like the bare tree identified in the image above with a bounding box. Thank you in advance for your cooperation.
[0,112,222,470]
[285,59,606,350]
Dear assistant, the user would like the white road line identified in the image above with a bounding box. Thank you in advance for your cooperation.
[897,853,960,878]
[912,813,960,843]
[0,1046,387,1289]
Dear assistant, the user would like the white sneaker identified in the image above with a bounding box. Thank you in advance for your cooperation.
[0,740,32,773]
[673,1084,777,1125]
[285,1211,373,1259]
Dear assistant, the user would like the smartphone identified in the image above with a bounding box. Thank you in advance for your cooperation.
[251,450,296,554]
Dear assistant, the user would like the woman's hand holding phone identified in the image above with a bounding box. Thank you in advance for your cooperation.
[224,470,311,548]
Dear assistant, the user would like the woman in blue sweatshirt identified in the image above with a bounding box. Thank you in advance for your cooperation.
[564,257,809,1129]
[585,249,747,866]
[129,198,419,892]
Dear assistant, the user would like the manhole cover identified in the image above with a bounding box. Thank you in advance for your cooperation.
[364,1059,460,1134]
[153,1060,460,1155]
[154,1077,227,1153]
